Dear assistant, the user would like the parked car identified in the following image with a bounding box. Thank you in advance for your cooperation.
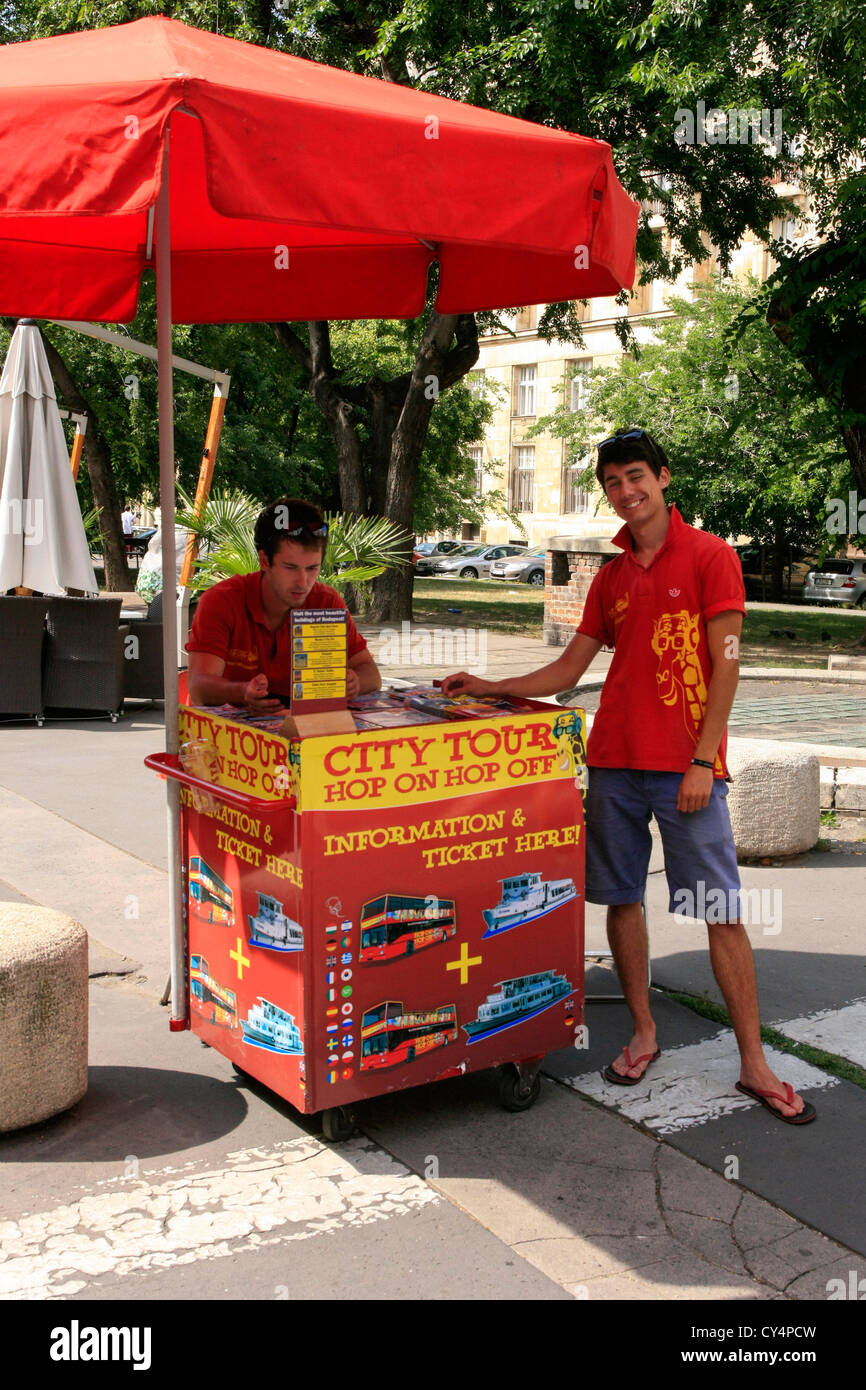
[735,544,819,601]
[802,558,866,608]
[489,549,547,586]
[412,540,466,568]
[420,543,528,579]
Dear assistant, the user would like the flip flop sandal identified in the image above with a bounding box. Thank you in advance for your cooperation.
[735,1081,817,1125]
[603,1045,661,1086]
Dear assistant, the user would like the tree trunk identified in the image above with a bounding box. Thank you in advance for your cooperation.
[370,313,480,623]
[37,328,132,592]
[272,312,480,625]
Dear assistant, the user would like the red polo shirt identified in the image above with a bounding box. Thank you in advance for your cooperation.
[577,506,745,777]
[186,571,367,693]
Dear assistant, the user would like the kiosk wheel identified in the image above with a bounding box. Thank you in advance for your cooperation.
[321,1106,356,1143]
[498,1062,541,1112]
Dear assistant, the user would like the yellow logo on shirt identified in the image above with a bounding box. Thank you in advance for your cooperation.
[608,594,629,633]
[651,610,707,742]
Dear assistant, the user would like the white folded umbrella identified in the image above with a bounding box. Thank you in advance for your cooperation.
[0,320,97,595]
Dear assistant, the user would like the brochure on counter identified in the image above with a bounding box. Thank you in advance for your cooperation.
[200,686,536,734]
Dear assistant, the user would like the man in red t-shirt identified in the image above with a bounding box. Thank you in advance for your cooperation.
[187,496,381,712]
[443,431,814,1125]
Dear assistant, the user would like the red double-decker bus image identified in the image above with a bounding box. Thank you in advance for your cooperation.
[360,999,458,1071]
[188,855,234,927]
[190,955,238,1029]
[359,893,456,965]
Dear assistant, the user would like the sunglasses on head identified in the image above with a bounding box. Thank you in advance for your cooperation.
[597,429,648,451]
[280,519,329,539]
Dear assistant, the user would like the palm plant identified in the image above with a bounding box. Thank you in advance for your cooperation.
[177,487,411,598]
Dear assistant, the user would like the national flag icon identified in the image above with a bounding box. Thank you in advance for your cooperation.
[327,1053,338,1067]
[342,1067,353,1080]
[326,923,338,935]
[341,935,351,949]
[326,971,335,984]
[326,1072,337,1085]
[326,955,337,968]
[326,1024,339,1034]
[327,988,336,1002]
[341,1051,353,1061]
[342,1034,354,1048]
[326,1038,338,1052]
[326,1007,339,1017]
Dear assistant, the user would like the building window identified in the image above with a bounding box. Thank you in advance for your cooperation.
[514,364,537,416]
[629,271,652,315]
[561,462,589,514]
[515,306,538,332]
[468,445,483,496]
[467,370,485,398]
[568,359,592,410]
[512,445,535,511]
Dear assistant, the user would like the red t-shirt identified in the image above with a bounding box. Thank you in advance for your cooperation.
[186,571,367,693]
[577,506,745,777]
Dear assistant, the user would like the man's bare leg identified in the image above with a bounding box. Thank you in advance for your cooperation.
[605,901,658,1079]
[707,921,806,1118]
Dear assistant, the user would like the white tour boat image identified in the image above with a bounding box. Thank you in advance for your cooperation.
[463,970,573,1044]
[481,871,576,936]
[248,892,304,952]
[241,997,303,1054]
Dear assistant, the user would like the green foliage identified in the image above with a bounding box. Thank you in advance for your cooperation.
[178,487,412,596]
[533,277,850,551]
[7,0,866,520]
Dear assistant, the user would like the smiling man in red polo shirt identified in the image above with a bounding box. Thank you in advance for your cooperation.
[187,496,381,712]
[443,430,815,1126]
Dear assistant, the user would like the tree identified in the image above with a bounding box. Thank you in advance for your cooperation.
[533,277,850,599]
[620,0,866,496]
[10,0,865,614]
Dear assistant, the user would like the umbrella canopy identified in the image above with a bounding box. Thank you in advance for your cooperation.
[0,17,637,323]
[0,16,639,1024]
[0,322,97,595]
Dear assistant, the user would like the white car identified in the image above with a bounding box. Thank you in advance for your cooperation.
[421,543,529,579]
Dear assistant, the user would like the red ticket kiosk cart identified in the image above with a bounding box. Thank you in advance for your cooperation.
[147,698,587,1140]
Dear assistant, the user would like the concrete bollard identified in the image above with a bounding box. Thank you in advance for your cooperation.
[0,905,88,1132]
[726,738,820,859]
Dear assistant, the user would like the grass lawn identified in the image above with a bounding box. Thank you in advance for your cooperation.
[412,578,866,664]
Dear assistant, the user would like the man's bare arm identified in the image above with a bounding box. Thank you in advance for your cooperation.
[694,611,743,764]
[187,653,281,711]
[347,648,382,698]
[677,610,743,813]
[441,631,603,699]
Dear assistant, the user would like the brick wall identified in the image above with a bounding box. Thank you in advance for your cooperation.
[542,538,618,646]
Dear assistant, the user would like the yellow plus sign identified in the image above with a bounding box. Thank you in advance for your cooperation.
[229,937,250,980]
[446,942,482,985]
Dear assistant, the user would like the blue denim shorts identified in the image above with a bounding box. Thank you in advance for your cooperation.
[585,768,741,920]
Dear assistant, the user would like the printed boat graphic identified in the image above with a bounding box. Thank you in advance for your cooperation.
[241,997,303,1055]
[481,871,576,936]
[463,970,573,1044]
[248,892,304,953]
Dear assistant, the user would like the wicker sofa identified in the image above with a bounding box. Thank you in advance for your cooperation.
[42,596,127,720]
[0,595,51,723]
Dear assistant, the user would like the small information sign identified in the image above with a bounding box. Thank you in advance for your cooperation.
[290,608,348,715]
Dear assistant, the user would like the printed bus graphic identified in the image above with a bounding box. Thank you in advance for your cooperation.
[188,856,234,927]
[360,999,458,1070]
[359,893,456,965]
[190,955,238,1029]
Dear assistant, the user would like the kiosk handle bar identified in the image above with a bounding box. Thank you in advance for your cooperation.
[144,752,296,814]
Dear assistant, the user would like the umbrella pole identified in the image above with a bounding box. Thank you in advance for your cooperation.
[155,127,187,1030]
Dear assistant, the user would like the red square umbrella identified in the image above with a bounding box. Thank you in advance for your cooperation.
[0,16,638,1017]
